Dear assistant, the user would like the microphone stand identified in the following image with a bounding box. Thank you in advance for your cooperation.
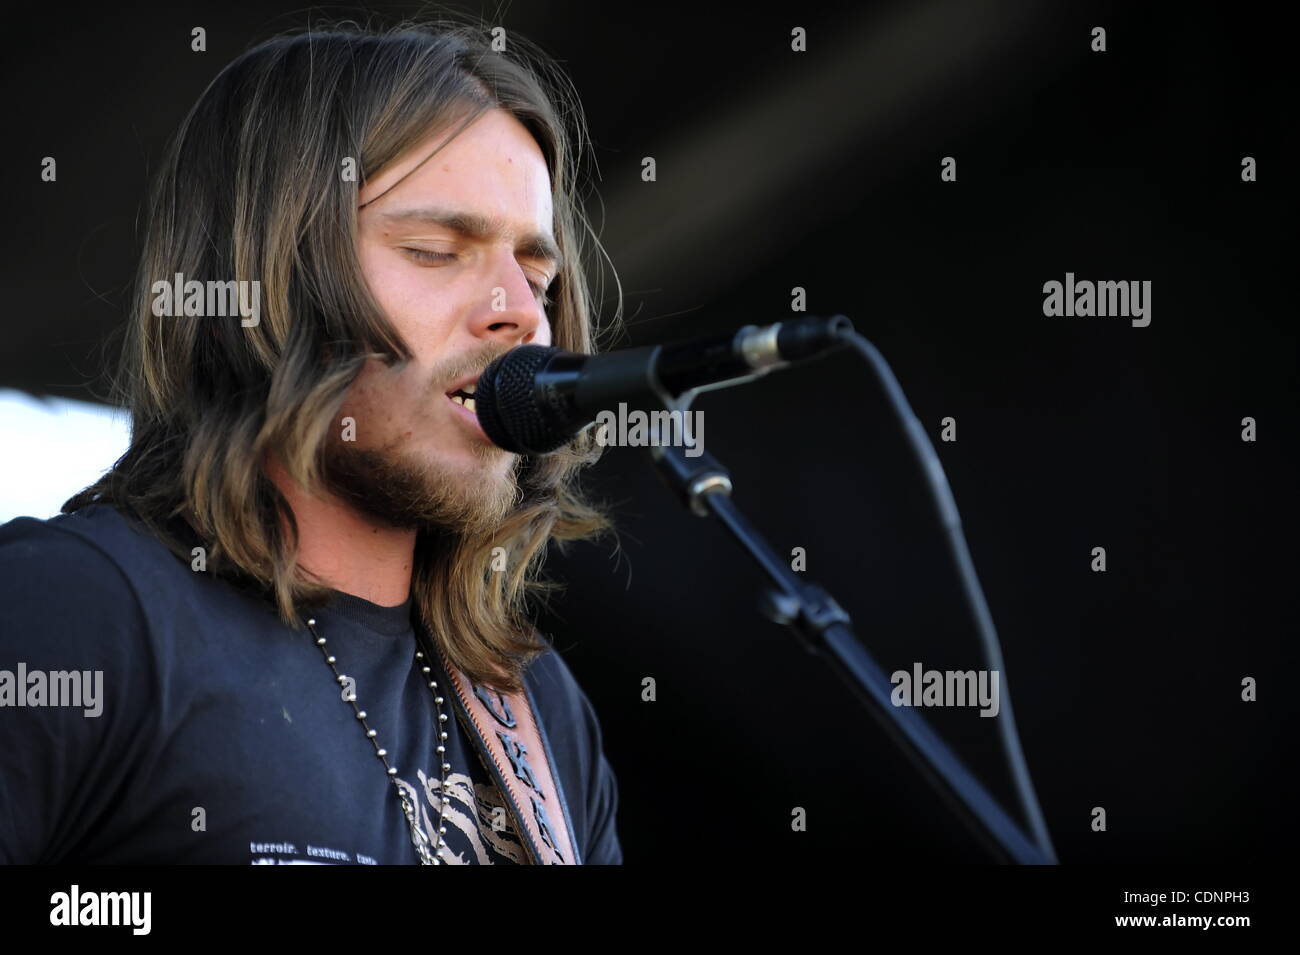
[645,362,1056,865]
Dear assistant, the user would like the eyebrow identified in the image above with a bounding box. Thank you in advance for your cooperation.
[375,206,563,274]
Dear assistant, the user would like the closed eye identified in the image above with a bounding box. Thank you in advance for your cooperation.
[401,247,457,265]
[399,247,552,307]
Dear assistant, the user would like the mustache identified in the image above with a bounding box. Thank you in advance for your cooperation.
[428,340,515,397]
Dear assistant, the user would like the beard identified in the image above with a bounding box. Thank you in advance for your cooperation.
[319,431,520,536]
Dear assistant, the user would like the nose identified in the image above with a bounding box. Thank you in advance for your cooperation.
[470,254,552,348]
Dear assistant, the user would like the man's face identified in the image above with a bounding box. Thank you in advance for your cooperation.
[326,108,556,533]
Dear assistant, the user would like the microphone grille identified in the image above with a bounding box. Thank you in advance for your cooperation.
[475,345,562,454]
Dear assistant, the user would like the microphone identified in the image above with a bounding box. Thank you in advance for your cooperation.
[474,314,854,454]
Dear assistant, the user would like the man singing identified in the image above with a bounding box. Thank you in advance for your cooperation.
[0,19,623,865]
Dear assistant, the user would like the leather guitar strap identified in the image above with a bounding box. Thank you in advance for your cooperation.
[433,643,578,866]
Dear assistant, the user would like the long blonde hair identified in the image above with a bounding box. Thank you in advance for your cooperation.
[66,16,620,692]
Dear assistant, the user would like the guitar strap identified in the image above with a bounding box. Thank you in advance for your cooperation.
[422,631,579,866]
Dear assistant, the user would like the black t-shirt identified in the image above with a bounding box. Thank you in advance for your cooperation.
[0,504,623,864]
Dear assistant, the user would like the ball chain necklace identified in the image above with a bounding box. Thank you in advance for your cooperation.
[303,614,453,865]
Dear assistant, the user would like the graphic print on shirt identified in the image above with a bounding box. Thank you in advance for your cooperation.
[247,767,525,865]
[399,767,527,865]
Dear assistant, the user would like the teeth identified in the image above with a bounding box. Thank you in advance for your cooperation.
[449,394,476,412]
[464,382,476,395]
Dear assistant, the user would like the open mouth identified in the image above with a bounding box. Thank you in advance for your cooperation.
[446,380,477,414]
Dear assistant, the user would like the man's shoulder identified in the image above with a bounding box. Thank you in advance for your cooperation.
[0,504,150,604]
[523,637,609,750]
[0,502,179,574]
[525,638,592,708]
[0,502,215,631]
[0,505,175,714]
[2,496,178,556]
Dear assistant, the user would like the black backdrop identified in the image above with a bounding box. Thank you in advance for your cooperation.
[1,0,1291,865]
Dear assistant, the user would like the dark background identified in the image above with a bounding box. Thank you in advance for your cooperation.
[1,0,1292,864]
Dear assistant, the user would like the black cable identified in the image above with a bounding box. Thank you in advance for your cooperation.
[838,328,1059,864]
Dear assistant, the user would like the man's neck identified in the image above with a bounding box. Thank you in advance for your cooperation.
[267,458,415,607]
